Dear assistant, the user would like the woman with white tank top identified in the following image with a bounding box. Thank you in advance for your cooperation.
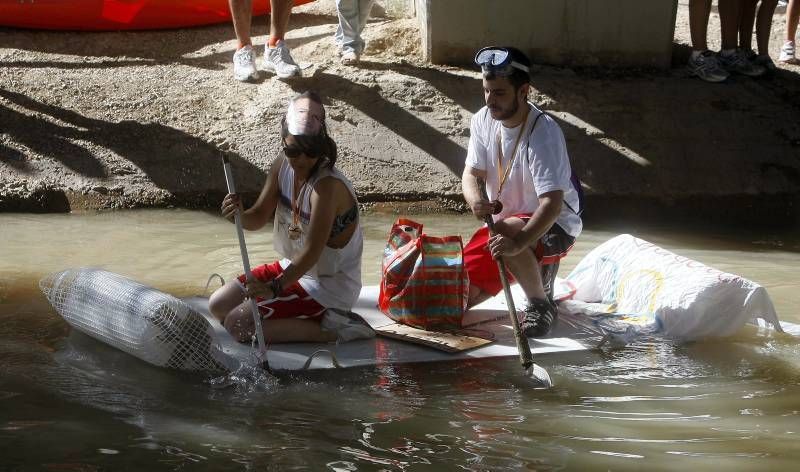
[209,91,370,344]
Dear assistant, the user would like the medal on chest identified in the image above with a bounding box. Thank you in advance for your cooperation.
[287,224,302,240]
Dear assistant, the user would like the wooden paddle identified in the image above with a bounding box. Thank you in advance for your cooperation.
[222,155,271,372]
[477,178,552,387]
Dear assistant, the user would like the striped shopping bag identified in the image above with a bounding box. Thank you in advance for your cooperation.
[378,219,468,331]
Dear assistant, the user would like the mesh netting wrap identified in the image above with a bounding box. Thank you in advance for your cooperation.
[40,268,236,373]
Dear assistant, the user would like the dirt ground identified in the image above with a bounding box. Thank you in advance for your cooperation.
[1,1,799,226]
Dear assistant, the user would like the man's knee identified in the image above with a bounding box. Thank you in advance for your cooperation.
[467,284,494,308]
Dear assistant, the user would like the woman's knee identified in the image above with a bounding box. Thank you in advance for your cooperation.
[208,283,243,322]
[223,310,253,343]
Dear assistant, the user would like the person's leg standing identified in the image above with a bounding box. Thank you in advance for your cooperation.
[738,0,777,71]
[689,0,713,52]
[720,0,743,50]
[336,0,375,63]
[739,0,758,51]
[755,0,779,70]
[269,0,291,43]
[687,0,730,82]
[230,0,259,81]
[780,0,800,62]
[263,0,301,78]
[719,0,766,75]
[335,0,357,54]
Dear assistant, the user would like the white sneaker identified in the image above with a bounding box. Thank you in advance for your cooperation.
[779,41,796,64]
[263,40,301,79]
[321,309,375,343]
[341,50,359,65]
[232,45,259,82]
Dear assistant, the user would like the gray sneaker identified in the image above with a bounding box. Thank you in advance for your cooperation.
[321,309,375,343]
[232,45,259,82]
[750,54,778,74]
[718,49,765,77]
[263,40,301,79]
[687,50,729,83]
[521,298,557,338]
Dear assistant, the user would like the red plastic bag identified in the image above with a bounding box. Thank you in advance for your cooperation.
[378,218,468,331]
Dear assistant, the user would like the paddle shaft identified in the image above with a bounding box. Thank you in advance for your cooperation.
[222,156,269,368]
[476,179,534,370]
[483,217,535,370]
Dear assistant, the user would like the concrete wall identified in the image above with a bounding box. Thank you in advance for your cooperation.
[415,0,678,69]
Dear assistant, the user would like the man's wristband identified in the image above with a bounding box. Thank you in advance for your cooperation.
[270,277,283,298]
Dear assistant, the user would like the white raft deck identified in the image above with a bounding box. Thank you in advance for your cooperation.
[184,285,604,371]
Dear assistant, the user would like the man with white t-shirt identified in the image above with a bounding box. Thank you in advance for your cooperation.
[462,46,583,338]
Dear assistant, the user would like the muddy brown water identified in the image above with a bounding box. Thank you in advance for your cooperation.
[1,210,799,470]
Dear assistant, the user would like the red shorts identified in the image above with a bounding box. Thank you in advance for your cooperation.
[236,261,326,320]
[463,218,575,297]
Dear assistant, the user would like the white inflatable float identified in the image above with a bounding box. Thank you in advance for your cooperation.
[40,236,789,374]
[563,234,784,340]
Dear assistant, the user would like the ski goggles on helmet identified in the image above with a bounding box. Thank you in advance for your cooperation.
[474,46,530,76]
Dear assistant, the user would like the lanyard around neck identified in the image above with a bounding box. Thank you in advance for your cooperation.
[494,108,528,200]
[291,179,309,227]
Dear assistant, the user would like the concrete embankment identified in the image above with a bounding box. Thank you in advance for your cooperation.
[1,2,798,227]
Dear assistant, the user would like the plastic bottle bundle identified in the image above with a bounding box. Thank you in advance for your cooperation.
[40,268,234,372]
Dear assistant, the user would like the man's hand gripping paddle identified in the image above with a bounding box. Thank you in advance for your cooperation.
[477,178,552,388]
[222,155,271,373]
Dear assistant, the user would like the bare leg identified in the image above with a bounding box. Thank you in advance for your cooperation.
[739,0,759,49]
[467,285,492,308]
[756,0,779,54]
[490,218,548,300]
[223,304,336,343]
[720,0,744,50]
[466,218,547,308]
[229,0,253,49]
[466,259,546,307]
[690,0,713,51]
[787,0,800,43]
[210,280,336,344]
[208,280,246,323]
[269,0,292,44]
[263,318,337,343]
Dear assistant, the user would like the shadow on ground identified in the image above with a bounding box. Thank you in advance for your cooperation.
[0,88,264,210]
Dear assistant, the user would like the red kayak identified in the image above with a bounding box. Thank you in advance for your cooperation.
[0,0,313,31]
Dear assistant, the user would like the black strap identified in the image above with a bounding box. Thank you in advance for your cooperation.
[524,111,546,160]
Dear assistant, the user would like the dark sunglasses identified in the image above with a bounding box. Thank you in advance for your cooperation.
[283,145,321,159]
[474,46,530,76]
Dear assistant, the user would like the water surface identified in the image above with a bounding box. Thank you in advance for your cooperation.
[1,210,798,470]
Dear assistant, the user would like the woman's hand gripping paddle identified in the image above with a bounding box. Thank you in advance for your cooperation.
[477,179,552,388]
[222,155,271,373]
